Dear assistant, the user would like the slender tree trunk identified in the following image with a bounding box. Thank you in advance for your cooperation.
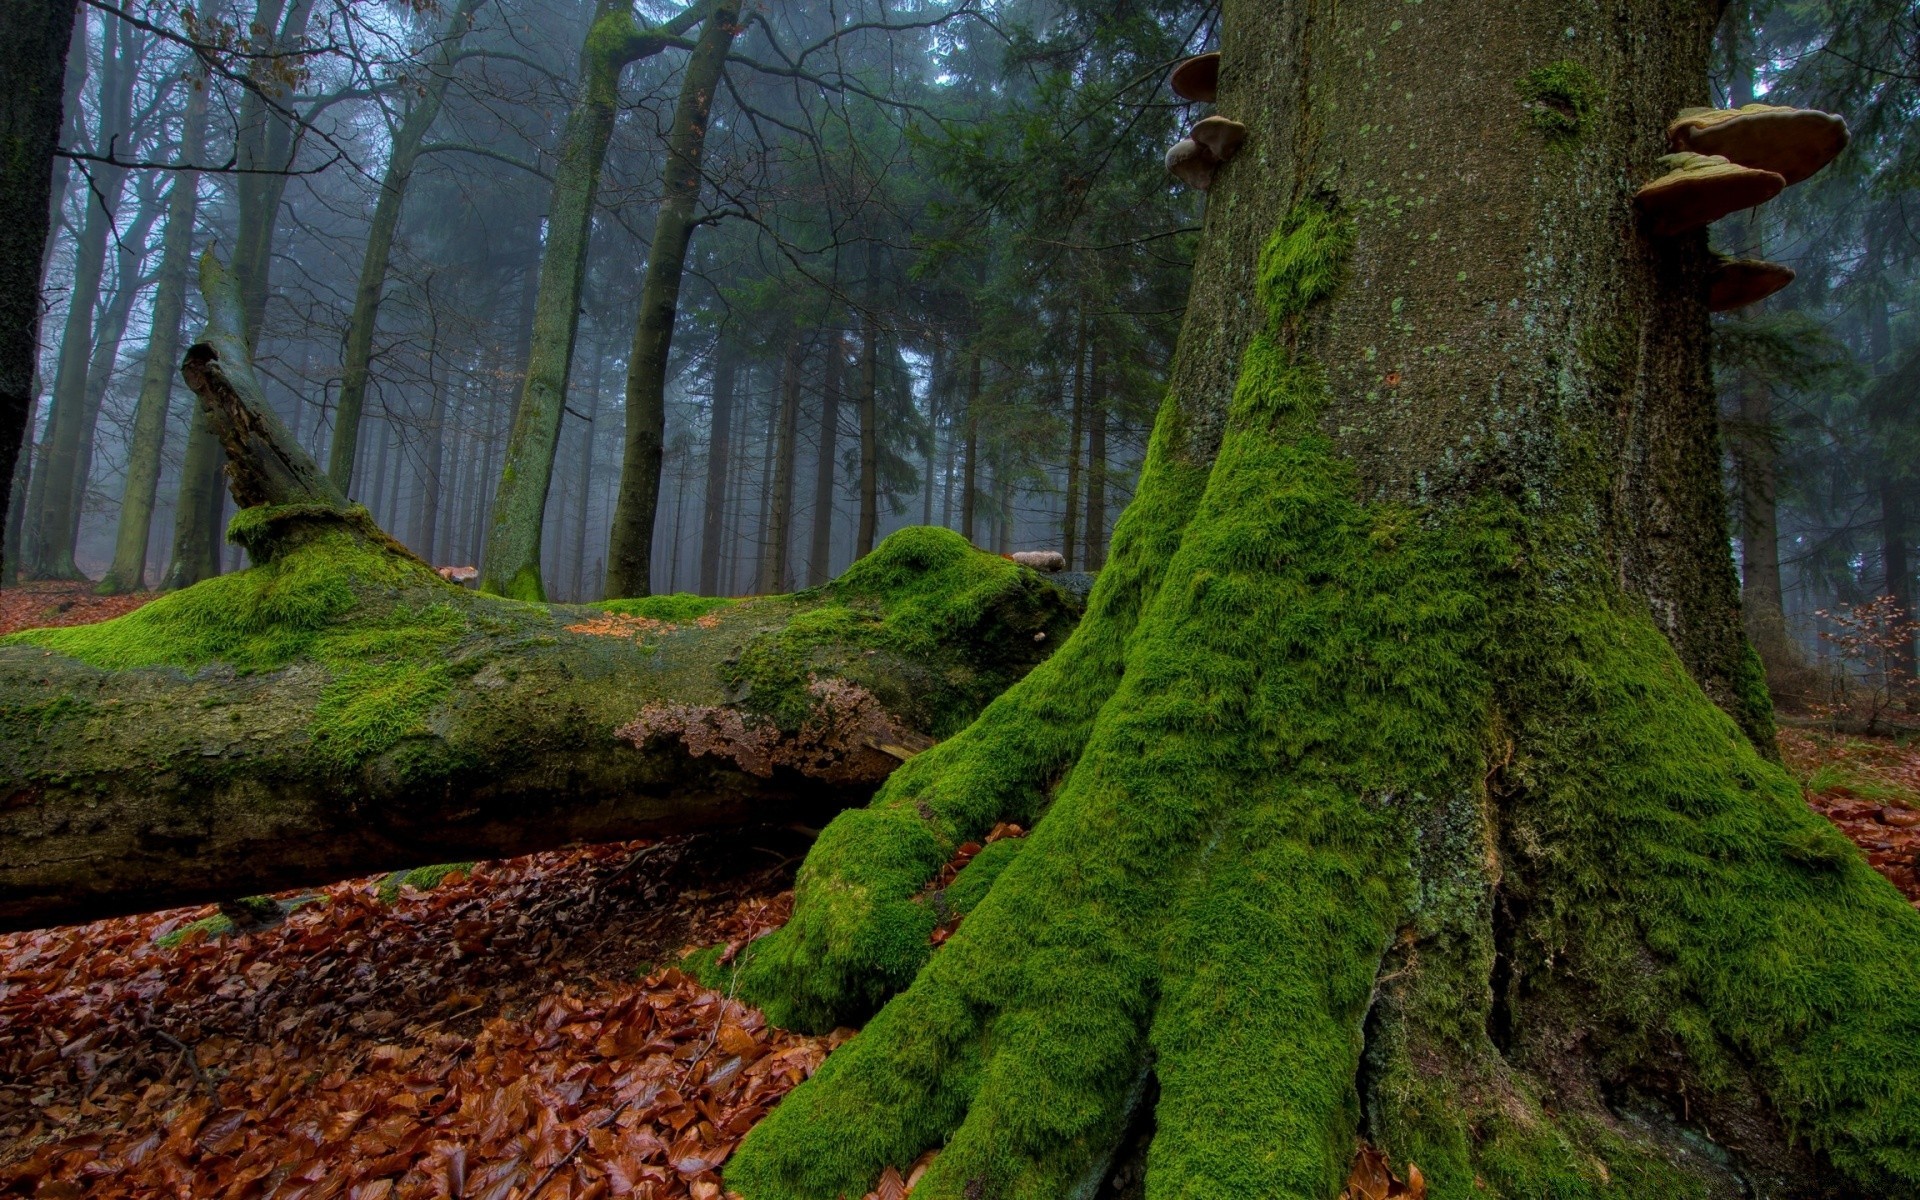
[0,0,77,583]
[570,357,602,601]
[855,313,880,559]
[922,331,942,528]
[808,335,842,586]
[27,22,135,580]
[481,0,720,601]
[761,334,802,594]
[959,351,978,542]
[328,0,484,495]
[1082,341,1108,570]
[1729,381,1796,682]
[1062,311,1086,568]
[99,88,210,593]
[698,337,737,595]
[603,5,738,598]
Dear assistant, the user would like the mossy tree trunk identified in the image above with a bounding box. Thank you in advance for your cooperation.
[480,0,721,601]
[603,4,740,600]
[720,1,1920,1197]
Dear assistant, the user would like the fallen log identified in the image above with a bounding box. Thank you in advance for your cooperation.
[0,257,1079,931]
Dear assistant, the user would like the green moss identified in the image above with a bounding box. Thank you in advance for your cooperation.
[376,861,476,904]
[1516,61,1601,141]
[155,913,234,948]
[730,199,1498,1199]
[592,593,736,622]
[3,513,475,770]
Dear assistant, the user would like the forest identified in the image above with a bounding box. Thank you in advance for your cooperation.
[0,0,1917,1196]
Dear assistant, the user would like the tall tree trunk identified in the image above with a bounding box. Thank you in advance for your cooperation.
[922,331,942,528]
[959,351,978,543]
[570,354,603,601]
[760,333,802,594]
[0,0,77,583]
[100,36,213,594]
[1062,310,1086,568]
[603,5,739,599]
[26,20,136,580]
[698,337,737,595]
[1082,341,1107,570]
[721,0,1904,1194]
[807,334,842,586]
[855,313,880,559]
[328,0,485,496]
[480,0,720,601]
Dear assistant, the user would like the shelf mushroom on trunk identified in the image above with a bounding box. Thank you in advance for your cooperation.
[1708,256,1797,312]
[1667,103,1850,185]
[1169,51,1218,103]
[1165,115,1249,191]
[1633,152,1784,237]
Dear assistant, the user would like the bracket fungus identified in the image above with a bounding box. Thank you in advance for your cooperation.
[1708,256,1797,312]
[1170,51,1219,103]
[1634,152,1784,238]
[1667,103,1850,186]
[1164,117,1248,191]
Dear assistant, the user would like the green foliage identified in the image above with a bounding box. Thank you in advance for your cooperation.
[1515,61,1602,140]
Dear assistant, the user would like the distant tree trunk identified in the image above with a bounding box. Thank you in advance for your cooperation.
[856,313,880,559]
[761,334,802,593]
[328,0,484,496]
[922,331,942,528]
[1866,346,1920,680]
[960,351,979,542]
[1062,311,1086,567]
[808,335,842,586]
[25,20,135,580]
[699,337,737,595]
[1729,381,1796,682]
[481,0,720,601]
[1083,341,1108,570]
[603,6,739,599]
[0,0,77,583]
[570,355,602,601]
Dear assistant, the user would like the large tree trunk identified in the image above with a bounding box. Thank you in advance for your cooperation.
[327,0,485,496]
[480,0,721,601]
[719,1,1917,1197]
[0,0,77,584]
[603,5,740,599]
[0,258,1082,933]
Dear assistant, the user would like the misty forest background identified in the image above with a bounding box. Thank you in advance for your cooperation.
[4,0,1915,689]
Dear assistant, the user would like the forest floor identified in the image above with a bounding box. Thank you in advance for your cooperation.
[0,581,156,638]
[1,589,1917,1199]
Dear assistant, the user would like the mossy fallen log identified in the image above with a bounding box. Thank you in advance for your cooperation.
[0,514,1079,931]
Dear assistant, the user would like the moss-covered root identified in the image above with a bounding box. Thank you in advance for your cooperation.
[733,415,1210,1033]
[1506,599,1920,1192]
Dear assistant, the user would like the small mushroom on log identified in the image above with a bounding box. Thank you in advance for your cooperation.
[1667,104,1849,186]
[1708,256,1796,312]
[1633,152,1784,238]
[1170,52,1219,103]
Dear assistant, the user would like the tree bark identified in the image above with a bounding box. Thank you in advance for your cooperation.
[99,56,211,594]
[0,0,77,584]
[603,5,739,599]
[855,312,879,559]
[807,334,842,586]
[1062,310,1086,568]
[25,19,136,581]
[481,0,721,601]
[958,351,978,543]
[761,333,803,593]
[1731,381,1798,683]
[721,1,1916,1196]
[327,0,485,496]
[1081,340,1107,570]
[699,336,737,595]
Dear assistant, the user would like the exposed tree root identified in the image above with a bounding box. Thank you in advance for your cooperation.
[722,204,1920,1200]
